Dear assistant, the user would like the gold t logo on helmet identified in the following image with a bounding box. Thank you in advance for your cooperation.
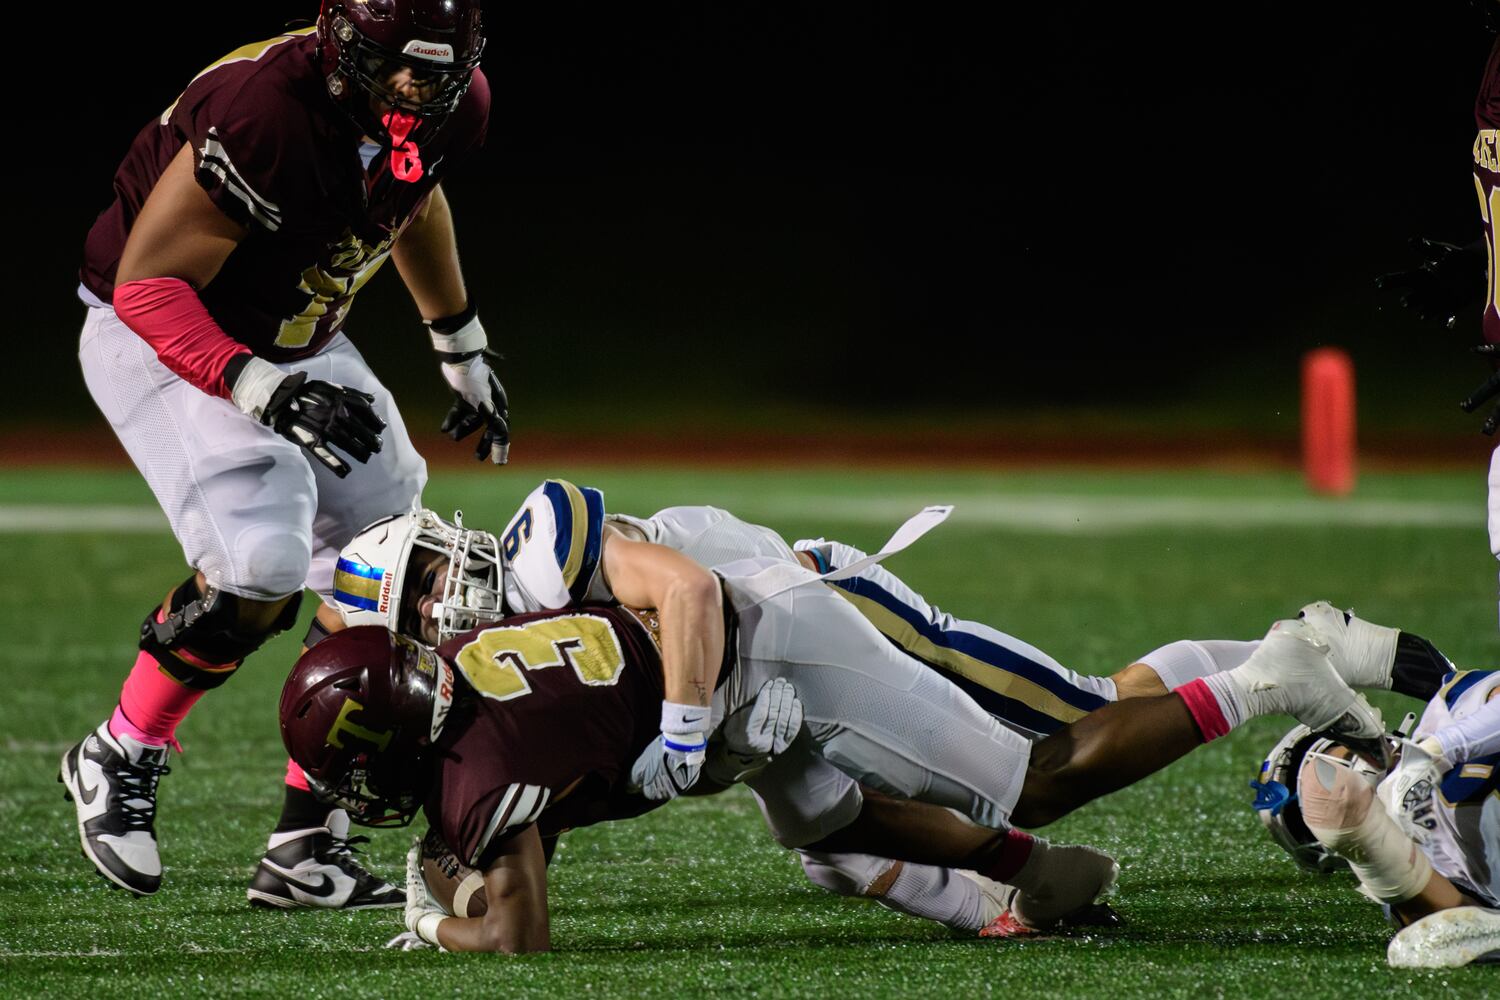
[326,697,393,751]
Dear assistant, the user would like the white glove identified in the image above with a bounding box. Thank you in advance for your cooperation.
[430,310,509,465]
[403,836,450,948]
[1377,738,1444,844]
[629,701,711,801]
[385,930,435,951]
[705,678,803,784]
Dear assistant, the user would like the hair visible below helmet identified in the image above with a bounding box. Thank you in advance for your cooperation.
[280,626,457,826]
[334,506,504,644]
[316,0,485,146]
[1249,725,1385,874]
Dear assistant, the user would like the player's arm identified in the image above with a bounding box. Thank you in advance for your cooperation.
[601,527,724,707]
[393,185,509,464]
[604,527,725,801]
[434,824,550,954]
[111,145,384,477]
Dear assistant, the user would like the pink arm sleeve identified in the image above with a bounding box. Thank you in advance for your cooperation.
[112,277,251,399]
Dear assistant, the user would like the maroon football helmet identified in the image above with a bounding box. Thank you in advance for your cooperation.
[316,0,485,147]
[280,625,457,826]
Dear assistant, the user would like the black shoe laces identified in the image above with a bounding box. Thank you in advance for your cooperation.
[111,759,170,832]
[329,833,372,860]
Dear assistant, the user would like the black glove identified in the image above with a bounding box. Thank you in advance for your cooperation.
[261,371,386,477]
[438,351,510,464]
[1374,237,1487,330]
[1461,344,1500,435]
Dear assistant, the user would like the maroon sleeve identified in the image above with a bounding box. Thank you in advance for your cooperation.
[167,50,318,234]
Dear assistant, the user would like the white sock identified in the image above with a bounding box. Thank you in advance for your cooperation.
[1200,671,1251,730]
[1138,639,1261,690]
[880,863,988,931]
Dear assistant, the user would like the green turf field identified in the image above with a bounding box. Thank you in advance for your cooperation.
[3,465,1498,998]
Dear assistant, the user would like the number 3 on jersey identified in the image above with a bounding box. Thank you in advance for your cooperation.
[455,614,626,703]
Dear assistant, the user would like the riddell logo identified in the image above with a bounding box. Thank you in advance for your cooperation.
[378,572,394,614]
[402,40,455,62]
[430,660,455,740]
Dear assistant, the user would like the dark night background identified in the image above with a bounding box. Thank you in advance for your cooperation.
[14,4,1500,445]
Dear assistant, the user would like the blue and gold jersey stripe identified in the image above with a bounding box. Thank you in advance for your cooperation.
[1438,669,1495,710]
[1439,751,1500,807]
[828,575,1108,735]
[334,557,384,612]
[541,480,606,604]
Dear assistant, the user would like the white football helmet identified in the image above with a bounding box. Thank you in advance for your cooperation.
[1250,724,1385,874]
[333,505,505,644]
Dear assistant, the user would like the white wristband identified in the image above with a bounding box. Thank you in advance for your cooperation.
[428,314,487,356]
[415,911,447,947]
[661,700,708,760]
[229,356,287,422]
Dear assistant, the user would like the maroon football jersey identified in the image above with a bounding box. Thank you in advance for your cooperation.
[80,30,489,362]
[1475,36,1500,344]
[427,606,667,869]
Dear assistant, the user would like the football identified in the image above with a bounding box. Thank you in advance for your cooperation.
[419,827,487,917]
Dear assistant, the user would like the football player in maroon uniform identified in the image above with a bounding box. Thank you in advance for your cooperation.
[60,1,506,907]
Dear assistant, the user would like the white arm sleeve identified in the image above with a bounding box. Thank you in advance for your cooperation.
[1433,695,1500,765]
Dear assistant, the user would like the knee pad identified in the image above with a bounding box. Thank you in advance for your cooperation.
[231,524,313,600]
[1299,751,1432,903]
[140,576,303,689]
[798,850,896,897]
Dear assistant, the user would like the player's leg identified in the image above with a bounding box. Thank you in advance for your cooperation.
[793,537,1113,737]
[744,738,1114,931]
[64,307,315,895]
[1011,618,1386,827]
[248,333,426,910]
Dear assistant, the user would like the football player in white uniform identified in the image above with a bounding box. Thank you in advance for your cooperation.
[1254,668,1500,968]
[291,480,1454,936]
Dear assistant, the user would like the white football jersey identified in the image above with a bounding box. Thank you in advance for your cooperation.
[499,482,800,616]
[1414,670,1500,906]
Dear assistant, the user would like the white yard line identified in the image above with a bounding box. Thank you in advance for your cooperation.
[0,495,1483,536]
[737,493,1486,533]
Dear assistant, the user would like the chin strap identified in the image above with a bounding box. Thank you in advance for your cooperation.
[383,111,425,182]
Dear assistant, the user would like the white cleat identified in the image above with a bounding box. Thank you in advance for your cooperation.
[1226,619,1385,740]
[1297,601,1400,691]
[957,868,1016,928]
[1388,906,1500,968]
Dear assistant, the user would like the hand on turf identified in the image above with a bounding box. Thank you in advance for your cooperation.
[706,678,803,783]
[229,358,385,478]
[385,930,435,951]
[439,352,510,464]
[1377,739,1443,845]
[1374,237,1486,330]
[404,837,450,946]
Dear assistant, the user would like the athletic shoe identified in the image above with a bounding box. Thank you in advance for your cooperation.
[59,720,170,896]
[247,809,405,910]
[1297,601,1400,690]
[1226,619,1384,740]
[1388,906,1500,968]
[956,869,1017,929]
[1009,842,1119,928]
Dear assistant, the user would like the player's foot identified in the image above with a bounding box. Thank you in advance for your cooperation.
[1388,906,1500,968]
[1297,601,1400,690]
[1226,619,1384,740]
[1008,842,1119,929]
[59,720,170,896]
[247,809,405,910]
[957,868,1016,928]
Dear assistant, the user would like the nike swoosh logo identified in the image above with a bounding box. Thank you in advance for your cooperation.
[682,714,705,725]
[77,770,100,806]
[264,865,338,898]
